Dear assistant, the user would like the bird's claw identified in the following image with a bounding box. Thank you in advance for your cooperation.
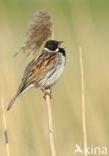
[41,88,52,99]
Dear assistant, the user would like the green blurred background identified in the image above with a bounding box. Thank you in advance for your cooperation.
[0,0,109,156]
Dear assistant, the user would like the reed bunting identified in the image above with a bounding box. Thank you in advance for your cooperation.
[7,40,66,111]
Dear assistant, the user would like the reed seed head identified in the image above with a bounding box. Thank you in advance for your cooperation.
[21,9,53,56]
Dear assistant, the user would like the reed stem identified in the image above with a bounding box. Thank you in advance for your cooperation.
[1,98,10,156]
[79,47,88,156]
[44,89,56,156]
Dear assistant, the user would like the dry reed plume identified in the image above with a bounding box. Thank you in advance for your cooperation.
[21,9,53,56]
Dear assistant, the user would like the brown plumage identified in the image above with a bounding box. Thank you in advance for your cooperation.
[24,52,57,86]
[7,51,57,111]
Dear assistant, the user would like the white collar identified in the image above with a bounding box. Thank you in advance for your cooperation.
[44,47,59,52]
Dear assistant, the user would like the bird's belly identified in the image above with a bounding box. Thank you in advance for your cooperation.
[39,63,65,88]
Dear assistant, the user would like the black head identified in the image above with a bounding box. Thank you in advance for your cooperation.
[44,40,63,51]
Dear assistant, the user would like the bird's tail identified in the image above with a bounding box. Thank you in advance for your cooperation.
[7,95,18,111]
[7,81,26,111]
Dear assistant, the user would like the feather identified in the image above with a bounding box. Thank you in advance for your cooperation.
[7,95,18,111]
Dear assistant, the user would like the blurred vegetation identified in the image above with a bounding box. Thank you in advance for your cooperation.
[0,0,109,156]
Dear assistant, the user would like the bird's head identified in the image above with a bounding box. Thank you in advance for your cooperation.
[44,40,63,52]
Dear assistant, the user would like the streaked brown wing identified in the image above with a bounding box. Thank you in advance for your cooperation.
[24,51,57,86]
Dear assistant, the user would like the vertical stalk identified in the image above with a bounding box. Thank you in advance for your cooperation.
[1,98,10,156]
[45,89,56,156]
[79,47,88,156]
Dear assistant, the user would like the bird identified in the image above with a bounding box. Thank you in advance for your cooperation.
[7,40,66,111]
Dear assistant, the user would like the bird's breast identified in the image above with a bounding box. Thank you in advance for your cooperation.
[38,53,66,87]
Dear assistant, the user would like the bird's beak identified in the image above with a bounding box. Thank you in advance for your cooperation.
[58,41,64,47]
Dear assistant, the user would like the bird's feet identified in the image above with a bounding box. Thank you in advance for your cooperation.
[41,88,52,99]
